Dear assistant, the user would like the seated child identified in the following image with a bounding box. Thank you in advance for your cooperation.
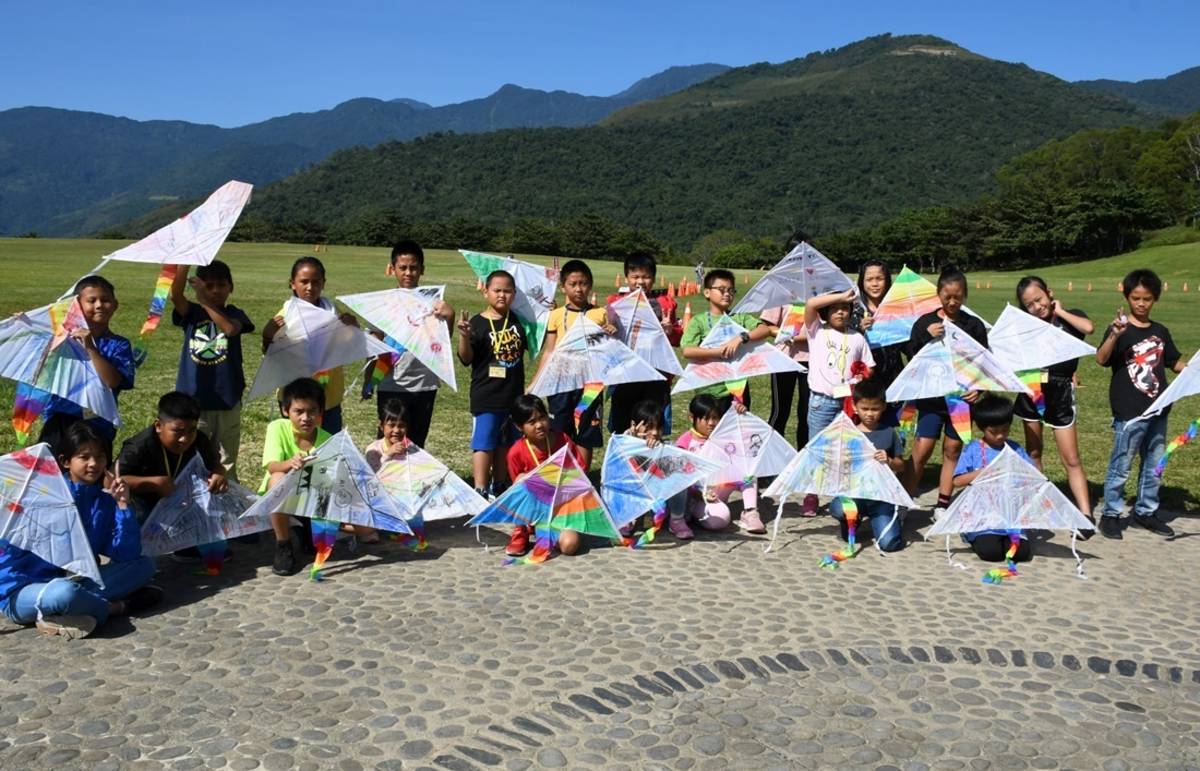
[0,422,160,639]
[827,379,907,552]
[364,398,412,472]
[951,394,1033,563]
[618,399,666,538]
[504,395,586,558]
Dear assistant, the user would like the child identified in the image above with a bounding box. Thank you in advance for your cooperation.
[533,260,615,469]
[801,288,875,515]
[607,254,679,435]
[260,377,333,575]
[1013,276,1094,530]
[907,266,988,518]
[680,269,772,409]
[457,270,527,498]
[37,275,136,449]
[364,398,411,472]
[504,395,586,557]
[170,259,255,482]
[856,260,906,403]
[373,241,455,447]
[0,422,160,639]
[117,391,226,523]
[1095,269,1186,539]
[827,379,908,552]
[761,231,813,449]
[951,395,1033,563]
[618,399,667,538]
[261,257,358,434]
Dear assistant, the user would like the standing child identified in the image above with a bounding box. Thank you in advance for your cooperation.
[364,398,411,472]
[1095,269,1186,539]
[607,254,679,434]
[762,231,814,449]
[373,240,455,447]
[668,394,761,536]
[170,260,255,482]
[0,422,161,639]
[680,269,772,410]
[856,260,906,408]
[457,270,527,499]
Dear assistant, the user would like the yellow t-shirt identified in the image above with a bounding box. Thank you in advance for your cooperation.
[274,299,345,410]
[545,306,608,336]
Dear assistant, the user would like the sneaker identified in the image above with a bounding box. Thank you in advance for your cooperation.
[668,517,694,540]
[618,523,634,539]
[1077,514,1096,541]
[932,507,947,522]
[506,526,530,556]
[838,519,850,542]
[738,509,767,535]
[273,539,297,575]
[122,585,164,615]
[169,546,202,562]
[801,494,819,518]
[1099,516,1122,540]
[1133,514,1174,537]
[476,487,495,503]
[36,615,96,640]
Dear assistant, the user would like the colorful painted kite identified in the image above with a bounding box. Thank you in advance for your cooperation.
[865,267,990,348]
[467,444,619,565]
[376,441,489,549]
[987,304,1096,416]
[246,298,395,401]
[694,409,797,489]
[0,444,103,589]
[672,316,805,403]
[732,242,856,315]
[606,289,684,376]
[101,181,253,266]
[239,431,412,579]
[926,445,1095,582]
[461,250,557,357]
[337,285,457,391]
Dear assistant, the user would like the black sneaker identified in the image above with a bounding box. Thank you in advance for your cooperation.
[273,539,297,576]
[169,546,202,562]
[1133,514,1174,537]
[1077,514,1096,541]
[1099,516,1122,540]
[123,585,164,615]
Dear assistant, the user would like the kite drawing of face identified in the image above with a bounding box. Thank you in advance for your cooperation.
[1127,336,1164,398]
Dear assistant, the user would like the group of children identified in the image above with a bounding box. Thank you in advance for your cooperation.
[0,236,1186,639]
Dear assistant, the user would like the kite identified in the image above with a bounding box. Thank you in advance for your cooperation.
[694,409,797,489]
[140,456,269,574]
[763,413,915,554]
[337,285,457,392]
[100,181,253,266]
[375,441,489,549]
[885,318,1031,440]
[926,445,1095,583]
[529,315,664,427]
[865,267,990,348]
[461,250,557,357]
[0,299,120,445]
[732,242,856,315]
[772,304,807,346]
[0,444,103,594]
[606,289,684,376]
[672,316,804,403]
[987,304,1096,416]
[1133,348,1200,421]
[246,298,395,401]
[466,444,619,565]
[239,431,412,579]
[599,434,723,547]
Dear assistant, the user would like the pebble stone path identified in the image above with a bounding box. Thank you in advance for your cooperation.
[1,495,1198,770]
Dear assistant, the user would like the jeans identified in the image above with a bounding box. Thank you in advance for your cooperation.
[3,556,156,627]
[807,392,844,441]
[1102,415,1167,518]
[828,498,904,552]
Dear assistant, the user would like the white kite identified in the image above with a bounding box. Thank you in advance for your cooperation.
[733,242,856,314]
[376,442,488,548]
[101,180,253,266]
[337,285,458,391]
[606,289,683,376]
[1134,348,1200,421]
[695,409,797,488]
[529,315,664,400]
[672,316,804,402]
[461,250,557,357]
[988,304,1096,418]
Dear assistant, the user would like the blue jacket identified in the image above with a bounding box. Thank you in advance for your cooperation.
[0,477,143,603]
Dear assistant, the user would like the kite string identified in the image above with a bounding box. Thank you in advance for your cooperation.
[943,535,968,571]
[764,492,787,554]
[1070,529,1088,581]
[58,256,114,301]
[873,504,900,555]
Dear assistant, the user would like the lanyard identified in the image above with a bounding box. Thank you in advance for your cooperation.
[161,447,180,480]
[487,313,510,356]
[524,437,551,465]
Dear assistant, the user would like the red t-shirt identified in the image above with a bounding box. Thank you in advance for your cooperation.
[506,432,584,481]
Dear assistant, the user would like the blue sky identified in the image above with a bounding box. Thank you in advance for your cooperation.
[3,0,1196,127]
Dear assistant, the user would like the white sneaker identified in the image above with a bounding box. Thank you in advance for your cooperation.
[933,507,947,522]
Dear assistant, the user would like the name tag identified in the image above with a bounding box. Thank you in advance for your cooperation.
[833,384,851,398]
[489,365,507,379]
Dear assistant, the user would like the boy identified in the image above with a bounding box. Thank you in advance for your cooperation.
[37,275,135,449]
[533,260,615,469]
[951,394,1033,563]
[827,380,907,552]
[170,260,255,482]
[679,269,772,410]
[1095,269,1186,540]
[373,240,455,447]
[457,270,527,498]
[261,377,333,575]
[607,254,680,435]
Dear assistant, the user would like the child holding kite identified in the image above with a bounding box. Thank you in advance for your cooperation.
[680,270,772,410]
[667,394,754,537]
[364,398,411,472]
[856,260,906,400]
[607,254,679,435]
[760,231,814,450]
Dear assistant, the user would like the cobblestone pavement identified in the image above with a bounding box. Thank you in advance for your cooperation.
[1,498,1198,770]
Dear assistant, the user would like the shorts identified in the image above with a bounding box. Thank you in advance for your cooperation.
[471,411,518,451]
[549,390,604,449]
[1014,378,1076,429]
[915,409,964,442]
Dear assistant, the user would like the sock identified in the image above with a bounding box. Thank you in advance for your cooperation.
[936,493,952,509]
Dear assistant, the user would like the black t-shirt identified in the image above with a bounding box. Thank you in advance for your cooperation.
[172,304,255,410]
[468,313,527,413]
[1102,320,1180,421]
[118,426,221,511]
[908,310,990,414]
[1046,309,1089,379]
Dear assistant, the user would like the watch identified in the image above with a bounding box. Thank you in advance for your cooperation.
[739,331,750,344]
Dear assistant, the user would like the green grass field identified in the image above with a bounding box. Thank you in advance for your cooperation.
[1,237,1197,513]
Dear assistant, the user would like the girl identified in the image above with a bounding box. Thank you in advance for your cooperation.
[669,395,761,535]
[504,395,585,557]
[907,266,988,516]
[1013,277,1095,529]
[261,257,358,434]
[365,398,411,473]
[0,423,160,639]
[856,260,906,401]
[619,400,666,538]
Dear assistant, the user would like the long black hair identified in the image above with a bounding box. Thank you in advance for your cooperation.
[857,260,893,305]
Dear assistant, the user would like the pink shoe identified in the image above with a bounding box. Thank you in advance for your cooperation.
[738,509,767,534]
[801,494,819,518]
[668,517,694,540]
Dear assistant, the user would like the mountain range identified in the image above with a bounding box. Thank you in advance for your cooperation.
[1076,66,1200,116]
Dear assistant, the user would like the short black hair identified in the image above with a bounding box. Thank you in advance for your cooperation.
[624,254,657,279]
[937,264,968,297]
[379,398,408,425]
[630,399,664,430]
[852,378,887,404]
[559,259,593,285]
[73,274,116,299]
[485,269,515,288]
[511,394,548,426]
[703,269,735,290]
[157,391,201,422]
[56,420,112,468]
[688,394,723,421]
[196,259,233,285]
[973,394,1014,431]
[280,377,326,414]
[290,256,326,280]
[1122,268,1162,300]
[390,240,425,268]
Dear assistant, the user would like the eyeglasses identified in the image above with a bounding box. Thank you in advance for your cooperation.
[709,285,737,296]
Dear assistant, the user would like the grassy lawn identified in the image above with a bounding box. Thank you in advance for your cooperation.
[1,237,1198,513]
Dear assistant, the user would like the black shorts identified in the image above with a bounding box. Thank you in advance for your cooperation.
[1014,377,1076,429]
[549,390,604,448]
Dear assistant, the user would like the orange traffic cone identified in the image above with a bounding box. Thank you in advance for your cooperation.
[1184,282,1190,292]
[590,291,598,305]
[1087,282,1093,292]
[682,301,693,331]
[1164,281,1170,292]
[1067,281,1073,292]
[668,282,676,298]
[986,281,992,289]
[976,281,981,290]
[615,273,621,288]
[1118,282,1124,293]
[476,277,483,291]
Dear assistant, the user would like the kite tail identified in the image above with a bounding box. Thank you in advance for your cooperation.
[1019,370,1047,416]
[896,402,917,448]
[390,513,428,551]
[819,497,860,569]
[132,264,178,368]
[574,382,604,430]
[632,502,668,549]
[725,378,748,405]
[982,532,1021,584]
[502,528,556,566]
[1154,416,1200,478]
[946,394,972,441]
[11,383,48,447]
[360,354,396,399]
[309,518,338,581]
[196,540,226,576]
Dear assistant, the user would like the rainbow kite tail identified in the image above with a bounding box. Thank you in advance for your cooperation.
[11,383,48,447]
[1019,370,1046,416]
[132,264,178,368]
[982,532,1021,584]
[574,382,604,430]
[196,540,226,576]
[309,518,338,580]
[725,378,748,405]
[360,354,396,399]
[632,502,668,549]
[897,402,917,447]
[1154,416,1200,478]
[391,514,428,550]
[503,527,557,566]
[819,498,860,569]
[946,394,972,441]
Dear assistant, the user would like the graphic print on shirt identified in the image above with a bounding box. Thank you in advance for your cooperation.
[1126,336,1164,398]
[188,321,229,366]
[490,324,523,369]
